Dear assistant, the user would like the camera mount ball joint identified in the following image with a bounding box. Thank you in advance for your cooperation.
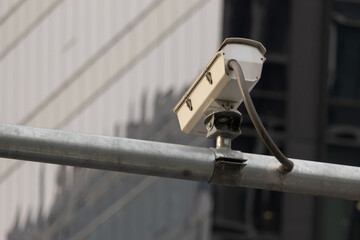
[204,109,242,149]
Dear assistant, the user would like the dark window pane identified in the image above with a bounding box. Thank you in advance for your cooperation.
[257,63,287,91]
[331,10,360,99]
[329,105,360,126]
[262,0,290,53]
[334,2,360,21]
[223,0,251,38]
[327,145,360,166]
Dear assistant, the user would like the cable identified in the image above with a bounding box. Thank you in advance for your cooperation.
[228,60,294,173]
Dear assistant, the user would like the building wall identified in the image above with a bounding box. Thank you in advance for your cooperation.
[0,0,223,239]
[216,1,360,240]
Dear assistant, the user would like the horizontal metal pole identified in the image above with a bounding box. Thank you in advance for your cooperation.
[234,153,360,201]
[0,124,214,182]
[0,124,359,200]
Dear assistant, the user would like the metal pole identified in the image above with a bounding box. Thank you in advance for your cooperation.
[0,124,359,201]
[232,153,360,201]
[0,124,215,182]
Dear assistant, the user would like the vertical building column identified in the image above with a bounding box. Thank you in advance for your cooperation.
[282,0,324,239]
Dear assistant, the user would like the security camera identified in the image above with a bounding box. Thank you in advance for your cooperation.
[173,38,293,172]
[172,38,266,138]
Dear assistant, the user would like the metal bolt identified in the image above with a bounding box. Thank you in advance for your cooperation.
[206,72,212,84]
[185,99,193,111]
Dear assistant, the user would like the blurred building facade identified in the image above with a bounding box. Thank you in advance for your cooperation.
[1,0,360,240]
[214,0,360,240]
[0,0,221,239]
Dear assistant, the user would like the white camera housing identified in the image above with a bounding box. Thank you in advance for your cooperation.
[172,38,266,137]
